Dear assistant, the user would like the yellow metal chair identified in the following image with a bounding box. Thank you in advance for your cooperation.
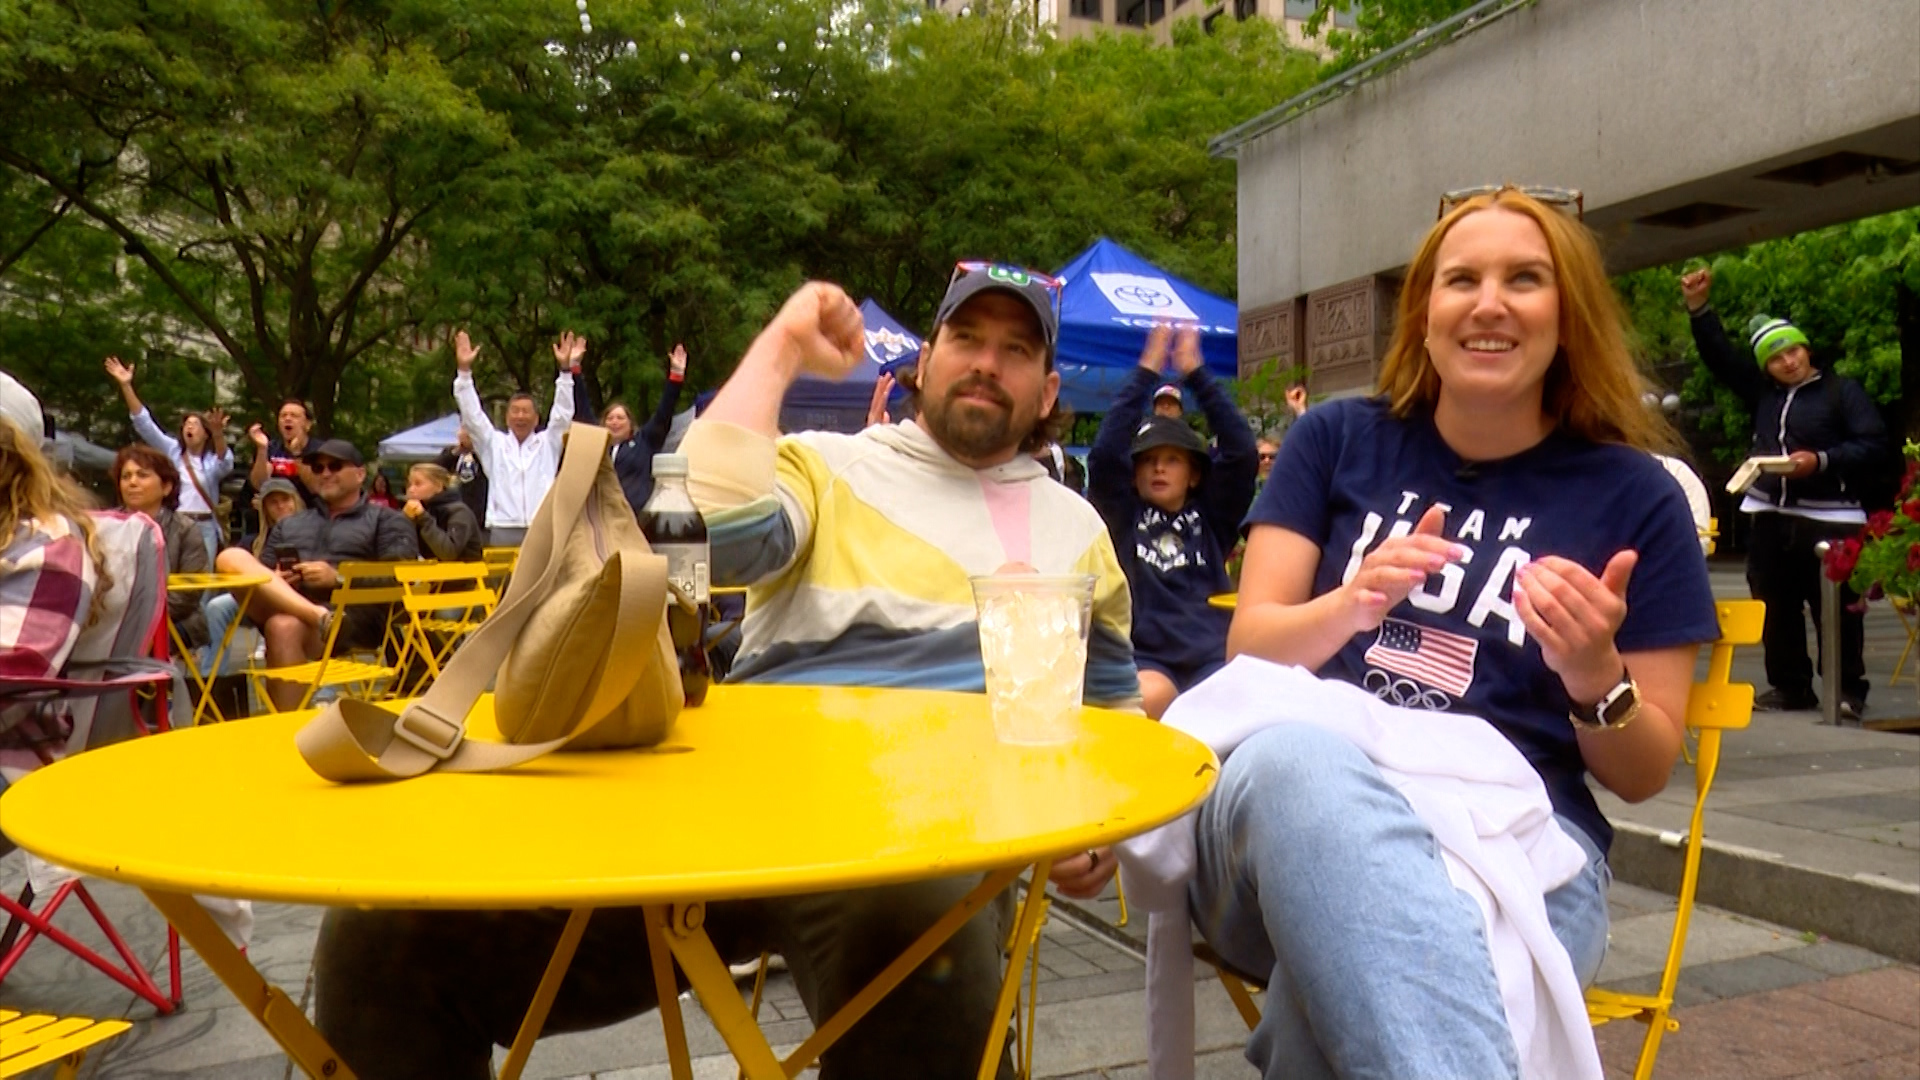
[249,561,409,710]
[1584,598,1762,1078]
[481,546,519,592]
[393,561,497,695]
[0,1008,131,1079]
[1198,600,1764,1080]
[1889,594,1917,687]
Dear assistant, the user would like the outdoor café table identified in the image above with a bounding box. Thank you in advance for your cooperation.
[166,570,271,725]
[0,683,1217,1080]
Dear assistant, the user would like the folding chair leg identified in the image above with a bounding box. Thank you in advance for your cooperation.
[0,889,175,1014]
[70,883,178,1013]
[1217,968,1263,1031]
[0,882,31,955]
[1632,1008,1680,1080]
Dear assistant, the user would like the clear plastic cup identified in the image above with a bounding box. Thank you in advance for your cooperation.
[970,574,1098,745]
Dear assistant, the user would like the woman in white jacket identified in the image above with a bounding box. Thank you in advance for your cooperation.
[104,356,232,559]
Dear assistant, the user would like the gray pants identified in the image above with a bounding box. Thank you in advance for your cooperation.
[314,875,1014,1079]
[486,526,527,547]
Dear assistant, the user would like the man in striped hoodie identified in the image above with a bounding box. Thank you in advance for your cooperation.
[314,270,1137,1079]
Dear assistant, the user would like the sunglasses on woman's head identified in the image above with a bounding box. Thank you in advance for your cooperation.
[1437,184,1584,221]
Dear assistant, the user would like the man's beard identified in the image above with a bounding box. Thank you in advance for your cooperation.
[922,375,1037,462]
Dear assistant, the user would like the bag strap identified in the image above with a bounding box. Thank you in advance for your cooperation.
[295,425,667,781]
[180,453,223,536]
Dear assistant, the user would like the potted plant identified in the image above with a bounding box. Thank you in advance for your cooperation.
[1824,440,1920,704]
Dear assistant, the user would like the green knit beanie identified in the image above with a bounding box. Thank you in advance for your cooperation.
[1746,314,1809,367]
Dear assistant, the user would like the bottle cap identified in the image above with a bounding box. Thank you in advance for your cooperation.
[651,453,689,479]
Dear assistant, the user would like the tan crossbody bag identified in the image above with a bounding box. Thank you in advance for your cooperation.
[295,424,683,781]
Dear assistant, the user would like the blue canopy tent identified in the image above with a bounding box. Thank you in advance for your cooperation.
[1050,238,1238,415]
[778,299,922,434]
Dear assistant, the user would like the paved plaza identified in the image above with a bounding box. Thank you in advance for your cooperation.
[2,569,1916,1078]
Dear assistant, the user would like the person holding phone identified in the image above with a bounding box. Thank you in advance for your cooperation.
[1681,267,1888,718]
[213,438,418,710]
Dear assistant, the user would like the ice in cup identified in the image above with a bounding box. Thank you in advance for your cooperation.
[970,574,1098,745]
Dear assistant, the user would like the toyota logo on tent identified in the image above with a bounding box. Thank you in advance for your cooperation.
[1113,284,1173,308]
[1092,272,1199,321]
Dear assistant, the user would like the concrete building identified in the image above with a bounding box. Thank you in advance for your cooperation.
[1215,0,1920,396]
[923,0,1348,46]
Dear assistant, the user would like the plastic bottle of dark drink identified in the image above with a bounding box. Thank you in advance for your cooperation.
[637,454,711,707]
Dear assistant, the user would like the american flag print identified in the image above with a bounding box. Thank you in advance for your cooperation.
[1364,618,1479,699]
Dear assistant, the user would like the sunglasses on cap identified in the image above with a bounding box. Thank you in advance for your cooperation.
[949,261,1065,320]
[1437,184,1584,222]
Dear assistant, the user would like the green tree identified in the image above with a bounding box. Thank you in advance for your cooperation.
[1615,208,1916,462]
[0,0,538,441]
[1303,0,1483,74]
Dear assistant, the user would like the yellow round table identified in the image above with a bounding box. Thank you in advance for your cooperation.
[2,684,1216,1080]
[166,570,270,725]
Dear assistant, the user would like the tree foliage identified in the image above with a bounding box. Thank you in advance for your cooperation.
[0,0,549,445]
[1615,208,1917,461]
[0,0,1316,452]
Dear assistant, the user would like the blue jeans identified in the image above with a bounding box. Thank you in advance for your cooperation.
[194,516,221,563]
[1190,723,1610,1080]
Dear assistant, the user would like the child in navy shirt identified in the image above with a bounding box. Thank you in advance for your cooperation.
[1088,324,1257,717]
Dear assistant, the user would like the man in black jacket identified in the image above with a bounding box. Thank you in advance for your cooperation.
[215,438,419,709]
[1683,268,1889,718]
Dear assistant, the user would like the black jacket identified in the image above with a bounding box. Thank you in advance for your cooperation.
[412,489,484,562]
[265,497,420,601]
[1691,307,1889,513]
[611,376,686,513]
[434,448,489,528]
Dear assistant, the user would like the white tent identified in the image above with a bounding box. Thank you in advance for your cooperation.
[378,413,461,461]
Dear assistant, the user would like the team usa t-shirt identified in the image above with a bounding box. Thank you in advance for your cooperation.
[1246,398,1719,852]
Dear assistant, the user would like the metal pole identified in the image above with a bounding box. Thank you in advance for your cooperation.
[1814,541,1843,726]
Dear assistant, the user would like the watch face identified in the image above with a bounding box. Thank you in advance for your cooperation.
[1600,679,1641,728]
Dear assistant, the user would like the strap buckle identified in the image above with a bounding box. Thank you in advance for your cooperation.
[393,704,465,761]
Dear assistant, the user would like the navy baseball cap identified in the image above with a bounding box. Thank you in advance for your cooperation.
[934,263,1061,358]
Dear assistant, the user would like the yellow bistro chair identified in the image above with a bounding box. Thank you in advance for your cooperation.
[481,546,519,591]
[1584,598,1762,1078]
[249,561,410,711]
[1889,594,1917,687]
[1199,599,1764,1080]
[392,561,497,695]
[1,1008,131,1079]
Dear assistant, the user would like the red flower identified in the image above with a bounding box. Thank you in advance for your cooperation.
[1904,498,1920,522]
[1909,542,1920,573]
[1824,538,1862,582]
[1866,510,1896,539]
